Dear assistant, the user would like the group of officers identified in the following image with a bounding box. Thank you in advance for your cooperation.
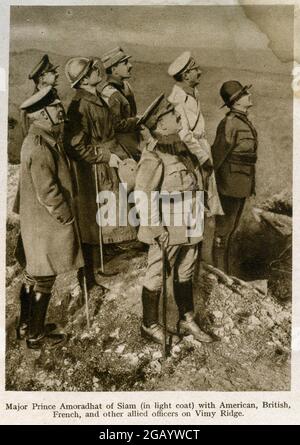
[14,47,258,349]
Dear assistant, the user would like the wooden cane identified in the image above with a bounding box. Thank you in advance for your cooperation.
[161,243,168,359]
[93,153,118,277]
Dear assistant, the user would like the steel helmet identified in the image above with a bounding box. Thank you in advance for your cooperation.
[65,57,94,88]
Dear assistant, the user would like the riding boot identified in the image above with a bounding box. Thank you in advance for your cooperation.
[174,280,213,343]
[81,244,108,292]
[140,287,165,344]
[16,283,32,340]
[26,292,65,349]
[213,236,228,273]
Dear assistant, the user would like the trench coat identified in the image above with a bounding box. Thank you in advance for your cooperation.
[19,123,84,276]
[100,77,140,160]
[168,84,223,217]
[64,88,136,245]
[135,140,204,246]
[211,109,258,198]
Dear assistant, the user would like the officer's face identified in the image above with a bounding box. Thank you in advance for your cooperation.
[112,59,132,79]
[236,92,253,109]
[157,110,182,135]
[44,103,66,125]
[86,66,102,86]
[42,70,58,87]
[184,66,202,87]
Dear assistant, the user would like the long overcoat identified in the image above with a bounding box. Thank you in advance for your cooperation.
[168,83,223,217]
[19,123,84,276]
[64,88,136,245]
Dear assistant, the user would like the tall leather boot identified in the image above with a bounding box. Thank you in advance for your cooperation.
[140,287,164,344]
[81,245,108,293]
[16,284,32,340]
[26,292,65,349]
[174,280,213,343]
[213,236,228,273]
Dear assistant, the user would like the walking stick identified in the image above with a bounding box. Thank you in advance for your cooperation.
[161,243,169,359]
[73,219,90,329]
[93,152,117,277]
[82,271,90,330]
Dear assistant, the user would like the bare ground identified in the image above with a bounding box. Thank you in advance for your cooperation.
[6,226,291,392]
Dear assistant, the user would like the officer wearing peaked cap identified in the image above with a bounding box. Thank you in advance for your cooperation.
[99,47,141,161]
[29,54,59,91]
[211,80,258,274]
[168,52,223,264]
[135,94,213,345]
[16,86,84,349]
[21,54,61,137]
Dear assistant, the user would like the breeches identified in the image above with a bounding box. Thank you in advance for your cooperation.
[144,244,198,292]
[23,270,56,294]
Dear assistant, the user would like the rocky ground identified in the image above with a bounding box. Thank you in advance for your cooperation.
[5,166,292,391]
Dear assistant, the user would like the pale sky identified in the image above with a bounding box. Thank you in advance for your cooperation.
[9,5,293,62]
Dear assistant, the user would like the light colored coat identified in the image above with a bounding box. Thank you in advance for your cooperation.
[168,83,223,216]
[135,140,204,246]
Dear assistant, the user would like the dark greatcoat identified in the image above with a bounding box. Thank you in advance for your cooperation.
[99,77,140,160]
[19,123,84,276]
[64,88,137,245]
[211,109,258,198]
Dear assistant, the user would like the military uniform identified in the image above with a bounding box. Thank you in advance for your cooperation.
[135,94,213,344]
[17,86,82,349]
[20,123,83,278]
[64,88,136,247]
[136,138,203,292]
[21,54,60,137]
[100,47,140,161]
[100,77,140,160]
[212,108,258,273]
[168,52,223,218]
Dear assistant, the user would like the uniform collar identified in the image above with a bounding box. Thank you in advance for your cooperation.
[230,108,248,118]
[28,122,58,147]
[107,75,125,90]
[178,82,198,99]
[75,88,104,107]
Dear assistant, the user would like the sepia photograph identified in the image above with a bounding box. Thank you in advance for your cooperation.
[4,1,294,398]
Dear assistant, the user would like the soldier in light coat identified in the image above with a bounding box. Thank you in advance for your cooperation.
[167,52,223,219]
[99,47,141,161]
[212,81,258,274]
[17,86,84,349]
[135,95,213,345]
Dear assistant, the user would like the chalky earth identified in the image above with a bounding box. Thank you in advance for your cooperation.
[6,170,291,391]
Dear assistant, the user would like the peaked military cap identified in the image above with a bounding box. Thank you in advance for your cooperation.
[168,51,201,77]
[220,81,252,108]
[137,93,174,130]
[28,54,59,81]
[20,86,61,114]
[101,47,131,70]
